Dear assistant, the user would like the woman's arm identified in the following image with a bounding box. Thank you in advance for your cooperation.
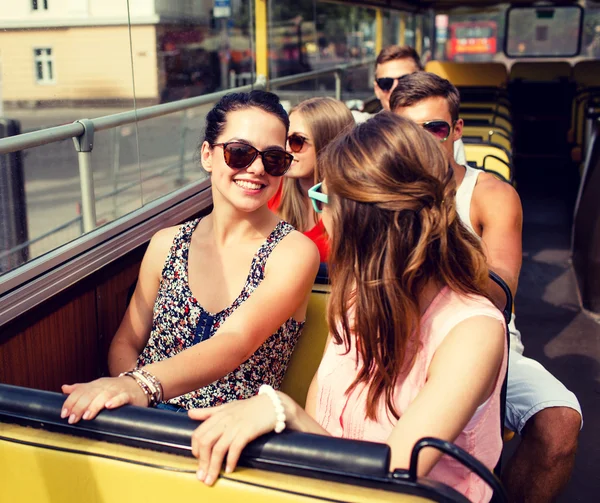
[142,231,320,399]
[107,227,179,375]
[189,389,329,485]
[62,231,320,423]
[385,315,505,476]
[189,334,332,485]
[60,226,179,422]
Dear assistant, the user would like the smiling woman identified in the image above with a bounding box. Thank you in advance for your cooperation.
[59,90,320,423]
[268,97,355,262]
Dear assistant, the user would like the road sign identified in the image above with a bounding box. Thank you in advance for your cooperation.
[214,0,231,18]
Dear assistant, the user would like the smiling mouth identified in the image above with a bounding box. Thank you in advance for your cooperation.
[234,179,266,190]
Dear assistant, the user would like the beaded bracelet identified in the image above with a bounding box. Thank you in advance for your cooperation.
[119,370,154,406]
[258,384,286,433]
[135,368,164,404]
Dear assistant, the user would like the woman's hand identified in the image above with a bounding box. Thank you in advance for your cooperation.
[189,394,279,486]
[61,376,148,424]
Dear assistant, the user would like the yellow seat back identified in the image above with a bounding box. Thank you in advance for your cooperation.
[462,126,512,152]
[425,61,508,88]
[509,62,571,82]
[573,61,600,88]
[461,113,512,133]
[280,284,330,407]
[461,102,511,119]
[464,144,512,182]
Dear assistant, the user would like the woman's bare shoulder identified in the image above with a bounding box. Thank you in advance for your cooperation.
[268,229,320,275]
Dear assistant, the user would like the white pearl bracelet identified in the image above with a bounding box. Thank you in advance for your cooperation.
[258,384,286,433]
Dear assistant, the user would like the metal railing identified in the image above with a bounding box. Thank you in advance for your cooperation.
[0,58,373,236]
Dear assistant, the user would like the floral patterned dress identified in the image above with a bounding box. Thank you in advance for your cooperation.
[136,218,304,409]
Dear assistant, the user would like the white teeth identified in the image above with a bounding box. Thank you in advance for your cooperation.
[235,180,263,190]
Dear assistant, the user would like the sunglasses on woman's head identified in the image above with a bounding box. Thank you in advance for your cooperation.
[213,141,293,176]
[375,76,404,92]
[308,182,329,213]
[419,120,454,142]
[287,134,310,153]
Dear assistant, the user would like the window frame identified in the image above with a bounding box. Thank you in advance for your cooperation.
[503,4,584,58]
[33,47,55,85]
[32,0,49,11]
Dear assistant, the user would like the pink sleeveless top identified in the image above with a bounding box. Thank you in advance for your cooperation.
[315,287,507,503]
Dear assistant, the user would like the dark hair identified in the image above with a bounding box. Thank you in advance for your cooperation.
[203,90,290,145]
[376,45,423,71]
[389,72,460,122]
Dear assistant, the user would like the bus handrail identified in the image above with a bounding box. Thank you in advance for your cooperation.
[0,58,374,156]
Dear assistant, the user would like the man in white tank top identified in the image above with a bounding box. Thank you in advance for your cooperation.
[391,72,582,503]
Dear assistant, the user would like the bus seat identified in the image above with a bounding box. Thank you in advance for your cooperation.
[425,61,508,88]
[462,113,512,135]
[464,144,512,183]
[279,284,330,408]
[509,62,571,82]
[573,61,600,88]
[461,102,511,119]
[462,126,512,152]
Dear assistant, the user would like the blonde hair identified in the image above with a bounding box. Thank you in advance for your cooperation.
[320,112,490,420]
[278,97,354,231]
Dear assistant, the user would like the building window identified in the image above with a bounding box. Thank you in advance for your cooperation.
[34,48,54,84]
[32,1,49,10]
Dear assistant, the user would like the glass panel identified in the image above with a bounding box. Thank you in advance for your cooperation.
[506,6,582,57]
[0,1,138,276]
[443,8,506,62]
[132,1,252,208]
[35,61,43,80]
[583,8,600,58]
[405,14,416,48]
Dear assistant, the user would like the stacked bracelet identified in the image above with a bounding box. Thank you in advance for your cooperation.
[258,384,286,433]
[119,369,163,407]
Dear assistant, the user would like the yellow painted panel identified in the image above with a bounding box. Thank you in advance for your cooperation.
[255,0,268,80]
[375,9,383,56]
[0,423,431,503]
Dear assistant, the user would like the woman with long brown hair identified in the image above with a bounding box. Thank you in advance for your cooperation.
[269,97,355,262]
[188,112,506,502]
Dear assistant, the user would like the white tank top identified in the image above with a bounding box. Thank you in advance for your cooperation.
[455,165,524,353]
[455,165,481,236]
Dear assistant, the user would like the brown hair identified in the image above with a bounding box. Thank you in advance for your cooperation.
[319,111,489,420]
[389,71,460,121]
[376,45,423,71]
[278,97,354,232]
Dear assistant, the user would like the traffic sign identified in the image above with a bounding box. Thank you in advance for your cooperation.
[214,0,231,18]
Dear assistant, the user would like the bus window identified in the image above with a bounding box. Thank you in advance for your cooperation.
[506,5,583,57]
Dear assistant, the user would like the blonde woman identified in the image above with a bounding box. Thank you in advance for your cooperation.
[269,97,355,262]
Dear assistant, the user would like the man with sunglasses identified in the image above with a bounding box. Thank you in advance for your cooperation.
[353,45,467,165]
[391,72,582,503]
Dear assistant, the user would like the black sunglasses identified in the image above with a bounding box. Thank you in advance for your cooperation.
[213,142,293,176]
[287,134,310,153]
[419,120,454,142]
[375,76,404,92]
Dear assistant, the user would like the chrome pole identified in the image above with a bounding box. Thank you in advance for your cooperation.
[72,119,97,233]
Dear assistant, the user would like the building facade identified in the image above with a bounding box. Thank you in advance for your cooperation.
[0,0,215,106]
